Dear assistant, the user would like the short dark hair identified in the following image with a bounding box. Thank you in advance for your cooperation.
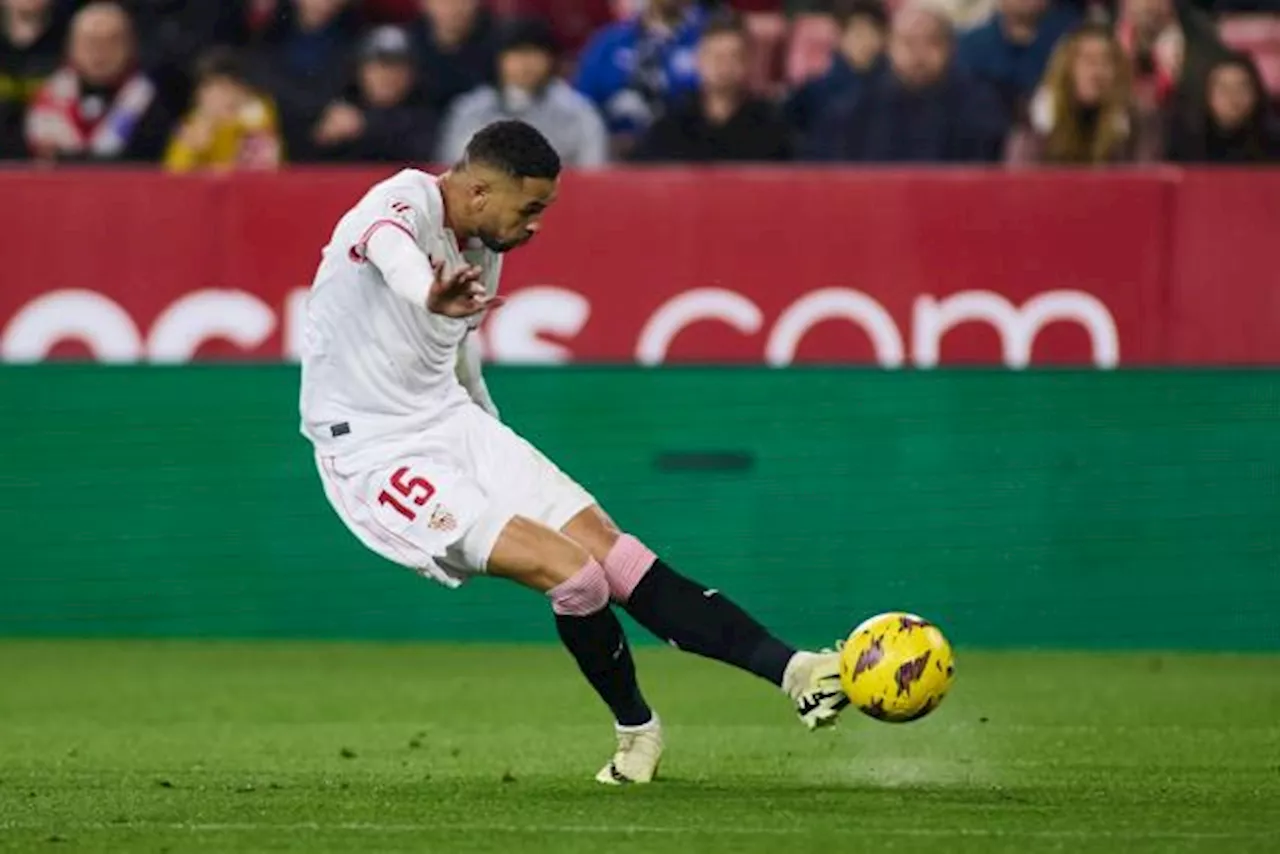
[497,17,559,59]
[463,120,561,180]
[195,47,249,86]
[700,10,748,44]
[834,0,889,32]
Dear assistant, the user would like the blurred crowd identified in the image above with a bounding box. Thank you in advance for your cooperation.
[1,0,1277,170]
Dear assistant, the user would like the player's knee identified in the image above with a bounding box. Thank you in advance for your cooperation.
[548,558,610,616]
[602,534,658,603]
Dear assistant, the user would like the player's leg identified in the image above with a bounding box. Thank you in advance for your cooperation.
[317,440,660,783]
[486,515,653,729]
[482,515,662,783]
[563,506,849,729]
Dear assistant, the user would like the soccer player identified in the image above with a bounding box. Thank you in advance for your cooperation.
[299,120,848,784]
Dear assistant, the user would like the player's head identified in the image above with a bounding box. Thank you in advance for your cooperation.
[455,120,561,254]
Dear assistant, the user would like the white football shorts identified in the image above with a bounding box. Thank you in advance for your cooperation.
[315,405,596,586]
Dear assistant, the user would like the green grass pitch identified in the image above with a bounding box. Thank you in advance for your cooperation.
[1,642,1277,853]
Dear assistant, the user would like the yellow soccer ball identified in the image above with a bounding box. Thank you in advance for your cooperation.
[838,612,955,723]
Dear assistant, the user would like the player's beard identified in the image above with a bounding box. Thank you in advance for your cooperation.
[479,230,529,254]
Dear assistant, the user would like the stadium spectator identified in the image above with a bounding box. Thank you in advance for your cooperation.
[487,0,615,55]
[1007,23,1162,163]
[956,0,1079,115]
[805,2,1008,162]
[784,0,888,141]
[1167,52,1280,162]
[310,24,438,161]
[0,0,66,159]
[25,1,171,162]
[933,0,998,29]
[574,0,706,145]
[250,0,359,162]
[437,18,607,167]
[247,0,277,33]
[117,0,251,115]
[408,0,498,112]
[631,13,790,161]
[164,48,281,173]
[1116,0,1227,125]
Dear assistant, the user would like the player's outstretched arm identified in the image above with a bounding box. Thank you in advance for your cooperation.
[363,224,435,307]
[363,226,501,319]
[426,257,503,318]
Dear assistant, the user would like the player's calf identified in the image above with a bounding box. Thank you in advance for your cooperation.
[603,534,797,687]
[598,532,850,728]
[488,517,654,735]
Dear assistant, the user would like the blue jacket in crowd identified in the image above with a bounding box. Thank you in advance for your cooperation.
[785,53,887,137]
[573,8,706,135]
[956,5,1080,109]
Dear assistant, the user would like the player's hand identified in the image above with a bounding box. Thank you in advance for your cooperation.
[427,259,503,318]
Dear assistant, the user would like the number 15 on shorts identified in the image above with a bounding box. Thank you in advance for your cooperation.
[378,466,436,521]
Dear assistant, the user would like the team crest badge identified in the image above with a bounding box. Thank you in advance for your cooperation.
[428,505,457,532]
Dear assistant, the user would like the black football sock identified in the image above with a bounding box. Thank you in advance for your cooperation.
[622,561,796,687]
[555,607,653,727]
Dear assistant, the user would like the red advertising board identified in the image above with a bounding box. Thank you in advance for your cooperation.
[0,168,1276,366]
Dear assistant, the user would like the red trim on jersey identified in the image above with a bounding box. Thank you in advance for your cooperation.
[349,218,416,263]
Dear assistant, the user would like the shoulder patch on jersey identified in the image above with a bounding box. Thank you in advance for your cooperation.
[386,197,420,238]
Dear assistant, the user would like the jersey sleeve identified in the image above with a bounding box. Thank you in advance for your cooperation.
[364,225,433,307]
[348,180,432,264]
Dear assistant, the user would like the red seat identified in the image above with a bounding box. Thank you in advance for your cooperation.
[488,0,615,53]
[785,12,839,86]
[1219,14,1280,53]
[361,0,419,23]
[1252,48,1280,99]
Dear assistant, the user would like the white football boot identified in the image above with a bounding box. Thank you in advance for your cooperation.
[783,650,850,730]
[595,715,664,785]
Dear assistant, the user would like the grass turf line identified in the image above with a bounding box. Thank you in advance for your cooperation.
[0,642,1277,853]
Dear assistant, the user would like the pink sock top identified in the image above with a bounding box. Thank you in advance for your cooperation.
[548,559,610,616]
[603,534,657,602]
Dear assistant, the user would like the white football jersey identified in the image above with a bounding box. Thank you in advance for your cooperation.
[299,169,502,454]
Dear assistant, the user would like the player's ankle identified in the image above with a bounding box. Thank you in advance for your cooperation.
[616,713,659,732]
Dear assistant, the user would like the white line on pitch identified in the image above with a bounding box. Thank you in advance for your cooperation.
[0,822,1267,840]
